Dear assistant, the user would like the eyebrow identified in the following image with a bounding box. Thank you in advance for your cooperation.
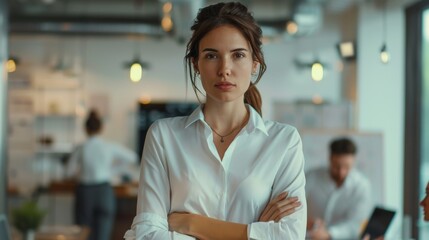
[202,48,249,53]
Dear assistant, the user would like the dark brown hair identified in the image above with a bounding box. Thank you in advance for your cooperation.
[85,109,102,135]
[330,138,357,155]
[185,2,266,115]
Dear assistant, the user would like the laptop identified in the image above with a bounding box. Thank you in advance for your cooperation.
[0,214,12,240]
[360,206,396,240]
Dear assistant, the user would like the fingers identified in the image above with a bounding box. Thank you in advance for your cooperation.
[259,192,301,222]
[260,193,288,221]
[259,192,288,221]
[271,200,302,221]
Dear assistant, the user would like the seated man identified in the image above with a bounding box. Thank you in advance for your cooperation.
[306,137,373,240]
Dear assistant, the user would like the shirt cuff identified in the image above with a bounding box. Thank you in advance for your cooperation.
[328,226,355,240]
[248,221,274,239]
[124,212,196,240]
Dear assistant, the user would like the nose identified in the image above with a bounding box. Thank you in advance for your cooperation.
[218,58,232,77]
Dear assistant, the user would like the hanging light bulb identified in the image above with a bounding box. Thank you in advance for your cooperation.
[380,43,389,64]
[162,16,173,32]
[7,58,17,73]
[162,2,172,13]
[311,61,324,81]
[285,20,298,35]
[130,62,143,82]
[124,57,149,83]
[161,2,173,32]
[379,0,389,64]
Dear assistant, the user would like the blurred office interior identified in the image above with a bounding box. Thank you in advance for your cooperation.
[0,0,428,239]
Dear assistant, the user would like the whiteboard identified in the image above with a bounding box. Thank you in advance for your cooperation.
[300,130,384,204]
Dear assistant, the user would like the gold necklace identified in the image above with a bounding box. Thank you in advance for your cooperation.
[208,111,249,143]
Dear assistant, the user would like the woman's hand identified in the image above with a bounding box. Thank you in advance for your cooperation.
[168,212,195,235]
[259,192,301,222]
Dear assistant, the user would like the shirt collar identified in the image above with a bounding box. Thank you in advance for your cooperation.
[184,104,268,136]
[185,105,204,128]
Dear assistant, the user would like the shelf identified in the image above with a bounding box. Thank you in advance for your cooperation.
[35,114,77,118]
[36,144,74,155]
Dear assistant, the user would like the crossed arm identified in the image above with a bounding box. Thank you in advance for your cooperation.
[124,123,306,240]
[168,192,301,240]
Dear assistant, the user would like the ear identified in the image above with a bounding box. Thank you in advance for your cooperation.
[192,57,199,73]
[252,61,259,74]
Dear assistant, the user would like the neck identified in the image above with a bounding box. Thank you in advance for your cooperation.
[203,102,248,134]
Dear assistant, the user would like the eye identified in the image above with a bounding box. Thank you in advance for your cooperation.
[204,53,217,59]
[234,52,246,59]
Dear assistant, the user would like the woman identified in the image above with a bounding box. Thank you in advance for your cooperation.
[124,2,305,239]
[67,109,138,240]
[421,181,429,221]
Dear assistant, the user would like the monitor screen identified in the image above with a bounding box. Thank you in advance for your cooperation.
[137,102,198,158]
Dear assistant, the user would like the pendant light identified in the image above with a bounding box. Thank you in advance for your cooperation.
[161,2,173,32]
[311,61,324,81]
[124,1,150,83]
[7,57,19,73]
[125,56,149,83]
[380,0,389,64]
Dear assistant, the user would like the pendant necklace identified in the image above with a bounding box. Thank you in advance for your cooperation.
[209,111,249,143]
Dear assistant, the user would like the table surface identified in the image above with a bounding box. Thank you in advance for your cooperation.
[12,225,90,240]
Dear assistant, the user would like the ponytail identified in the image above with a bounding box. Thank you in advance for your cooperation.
[244,82,262,116]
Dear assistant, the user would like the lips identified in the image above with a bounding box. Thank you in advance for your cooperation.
[215,81,236,90]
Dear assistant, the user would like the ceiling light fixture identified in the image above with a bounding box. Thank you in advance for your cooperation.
[285,20,298,35]
[337,41,356,60]
[7,57,19,73]
[161,2,173,32]
[124,1,150,83]
[130,62,143,83]
[380,0,389,64]
[311,61,324,81]
[125,56,150,83]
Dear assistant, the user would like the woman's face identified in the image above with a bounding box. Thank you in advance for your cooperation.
[421,182,429,221]
[195,25,258,105]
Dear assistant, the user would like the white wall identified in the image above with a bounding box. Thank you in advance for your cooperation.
[9,14,347,148]
[357,0,418,237]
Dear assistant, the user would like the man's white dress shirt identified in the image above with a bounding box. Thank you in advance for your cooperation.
[124,105,306,240]
[66,136,138,184]
[306,167,372,239]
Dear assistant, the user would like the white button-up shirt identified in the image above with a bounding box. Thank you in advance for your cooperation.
[306,167,373,239]
[124,105,306,240]
[66,136,138,184]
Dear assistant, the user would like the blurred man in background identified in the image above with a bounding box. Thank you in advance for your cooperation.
[306,137,373,240]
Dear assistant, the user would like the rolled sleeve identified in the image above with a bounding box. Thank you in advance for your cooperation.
[124,213,196,240]
[248,217,306,240]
